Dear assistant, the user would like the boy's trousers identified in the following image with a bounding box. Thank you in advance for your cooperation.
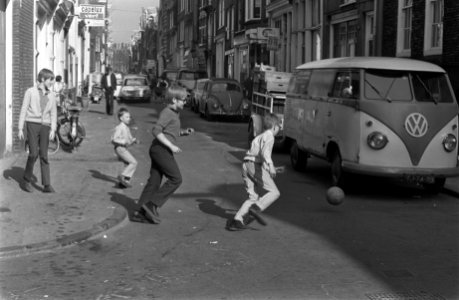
[138,141,182,208]
[24,122,51,186]
[115,146,137,178]
[234,161,280,222]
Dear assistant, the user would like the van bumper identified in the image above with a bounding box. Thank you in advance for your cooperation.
[342,162,459,179]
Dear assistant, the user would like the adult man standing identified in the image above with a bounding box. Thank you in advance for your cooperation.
[101,67,117,115]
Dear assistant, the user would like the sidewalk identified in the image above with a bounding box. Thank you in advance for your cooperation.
[0,99,129,258]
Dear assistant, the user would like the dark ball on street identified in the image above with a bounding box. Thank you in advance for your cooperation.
[326,186,345,205]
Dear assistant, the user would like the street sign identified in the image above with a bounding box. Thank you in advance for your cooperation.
[267,37,279,51]
[85,19,105,27]
[79,4,105,20]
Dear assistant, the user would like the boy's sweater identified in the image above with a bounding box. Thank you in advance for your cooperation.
[244,130,275,167]
[18,86,58,133]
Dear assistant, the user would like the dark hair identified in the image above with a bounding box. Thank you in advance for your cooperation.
[263,113,280,130]
[165,84,187,103]
[55,75,62,82]
[37,68,55,83]
[118,107,129,120]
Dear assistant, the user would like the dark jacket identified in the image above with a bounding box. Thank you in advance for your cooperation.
[101,73,117,91]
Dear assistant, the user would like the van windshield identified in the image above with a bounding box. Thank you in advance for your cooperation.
[364,70,412,101]
[412,72,454,103]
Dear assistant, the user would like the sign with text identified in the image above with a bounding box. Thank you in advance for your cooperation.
[79,4,105,20]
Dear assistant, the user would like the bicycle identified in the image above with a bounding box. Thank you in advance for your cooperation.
[56,101,86,151]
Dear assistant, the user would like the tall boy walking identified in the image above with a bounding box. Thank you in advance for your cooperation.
[133,85,194,224]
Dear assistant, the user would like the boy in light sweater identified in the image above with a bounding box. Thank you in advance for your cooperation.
[18,68,58,193]
[226,113,282,231]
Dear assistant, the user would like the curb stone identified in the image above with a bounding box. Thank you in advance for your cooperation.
[0,205,128,259]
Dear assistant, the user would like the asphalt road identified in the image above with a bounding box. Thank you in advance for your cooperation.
[0,99,458,300]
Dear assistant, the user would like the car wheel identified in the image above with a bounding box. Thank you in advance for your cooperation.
[290,141,307,172]
[205,106,213,121]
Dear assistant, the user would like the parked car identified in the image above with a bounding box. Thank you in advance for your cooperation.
[198,78,250,120]
[190,78,209,112]
[114,72,123,99]
[176,69,208,101]
[118,74,151,102]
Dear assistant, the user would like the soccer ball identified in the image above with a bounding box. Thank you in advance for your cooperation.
[326,186,345,205]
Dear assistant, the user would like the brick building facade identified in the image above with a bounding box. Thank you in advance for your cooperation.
[12,0,34,152]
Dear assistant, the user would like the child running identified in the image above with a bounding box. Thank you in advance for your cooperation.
[226,113,282,231]
[112,108,138,188]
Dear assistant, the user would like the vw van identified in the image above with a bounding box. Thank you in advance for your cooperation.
[284,57,459,191]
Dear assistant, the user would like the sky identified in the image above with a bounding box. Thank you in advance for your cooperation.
[108,0,160,44]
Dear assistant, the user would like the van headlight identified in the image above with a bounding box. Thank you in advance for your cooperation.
[443,134,457,152]
[367,132,388,150]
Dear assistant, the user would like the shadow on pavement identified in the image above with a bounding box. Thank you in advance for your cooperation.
[196,198,235,220]
[3,166,42,191]
[89,169,122,189]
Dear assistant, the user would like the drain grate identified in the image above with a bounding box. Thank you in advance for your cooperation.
[366,291,445,300]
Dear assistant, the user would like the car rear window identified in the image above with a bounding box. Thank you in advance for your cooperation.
[212,82,241,93]
[125,78,148,86]
[180,71,208,80]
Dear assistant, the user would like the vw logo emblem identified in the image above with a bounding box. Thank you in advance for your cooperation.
[405,113,428,137]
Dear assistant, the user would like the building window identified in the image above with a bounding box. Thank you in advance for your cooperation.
[218,0,225,28]
[424,0,443,55]
[311,0,320,27]
[179,21,184,42]
[169,11,174,29]
[365,12,375,56]
[333,19,357,58]
[246,0,261,21]
[397,0,412,55]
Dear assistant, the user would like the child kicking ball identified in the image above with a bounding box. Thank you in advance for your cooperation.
[226,113,282,231]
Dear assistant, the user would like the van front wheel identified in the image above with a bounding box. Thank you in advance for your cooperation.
[331,151,344,187]
[290,141,308,172]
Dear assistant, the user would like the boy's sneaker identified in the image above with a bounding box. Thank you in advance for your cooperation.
[141,204,161,224]
[21,179,33,193]
[248,204,267,226]
[43,185,55,193]
[225,219,246,231]
[118,176,132,188]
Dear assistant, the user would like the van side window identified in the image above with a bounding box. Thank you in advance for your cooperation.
[412,72,454,103]
[288,70,311,96]
[364,70,411,101]
[332,71,359,99]
[309,69,336,98]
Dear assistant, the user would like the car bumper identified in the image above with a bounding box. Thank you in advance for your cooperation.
[342,161,459,179]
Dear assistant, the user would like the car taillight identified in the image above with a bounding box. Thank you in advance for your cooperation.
[367,132,388,150]
[442,134,457,152]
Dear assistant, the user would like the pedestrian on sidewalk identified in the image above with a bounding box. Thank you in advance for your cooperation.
[112,107,138,188]
[101,66,117,115]
[226,113,282,231]
[132,85,194,224]
[53,75,67,107]
[18,68,58,193]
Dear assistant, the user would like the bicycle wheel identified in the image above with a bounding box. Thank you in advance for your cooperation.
[73,123,86,147]
[57,119,72,147]
[48,134,60,154]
